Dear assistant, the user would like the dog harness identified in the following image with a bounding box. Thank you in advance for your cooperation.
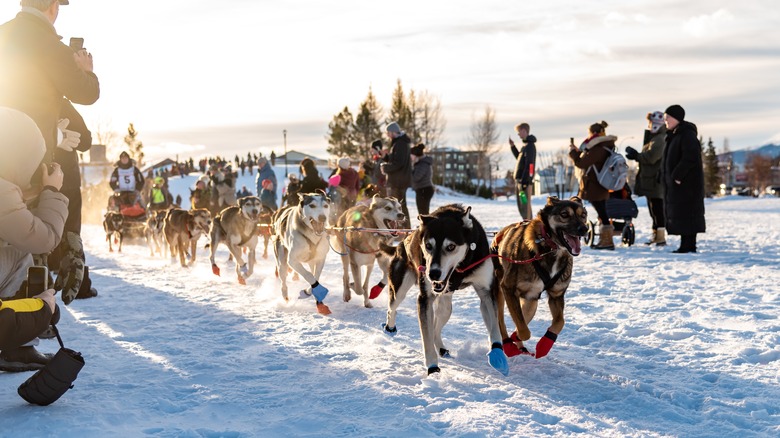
[530,224,566,291]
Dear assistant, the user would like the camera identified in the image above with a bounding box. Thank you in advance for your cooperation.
[27,266,48,296]
[69,37,84,52]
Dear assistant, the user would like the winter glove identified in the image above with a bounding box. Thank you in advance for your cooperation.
[56,118,81,152]
[534,330,558,359]
[311,282,329,302]
[625,146,639,161]
[53,232,85,306]
[487,342,509,376]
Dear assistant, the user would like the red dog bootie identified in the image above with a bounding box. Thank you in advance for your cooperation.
[534,330,558,359]
[369,282,385,299]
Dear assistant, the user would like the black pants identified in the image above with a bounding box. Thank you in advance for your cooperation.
[387,186,410,227]
[680,234,697,251]
[591,200,610,224]
[647,197,665,229]
[415,186,434,215]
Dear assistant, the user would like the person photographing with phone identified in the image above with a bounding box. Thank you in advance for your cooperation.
[509,122,536,220]
[0,107,68,372]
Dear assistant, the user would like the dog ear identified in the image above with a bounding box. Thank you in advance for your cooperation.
[419,214,434,226]
[298,193,306,203]
[546,196,560,206]
[238,197,246,208]
[569,196,584,206]
[461,206,473,229]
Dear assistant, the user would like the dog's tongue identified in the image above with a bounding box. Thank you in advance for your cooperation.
[565,234,582,256]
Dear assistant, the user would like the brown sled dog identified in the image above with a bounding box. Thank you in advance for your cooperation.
[493,196,588,359]
[163,208,212,267]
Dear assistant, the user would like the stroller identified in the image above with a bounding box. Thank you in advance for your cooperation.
[107,191,148,238]
[584,184,639,247]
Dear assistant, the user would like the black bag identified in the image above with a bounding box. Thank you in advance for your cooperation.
[17,325,84,406]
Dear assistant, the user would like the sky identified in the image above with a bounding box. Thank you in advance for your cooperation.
[2,0,780,164]
[1,167,778,436]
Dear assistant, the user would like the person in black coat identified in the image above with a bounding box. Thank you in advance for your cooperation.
[380,122,412,226]
[661,105,705,253]
[509,122,536,219]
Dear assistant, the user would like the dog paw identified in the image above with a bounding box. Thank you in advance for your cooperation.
[427,365,441,375]
[369,283,385,299]
[316,302,332,315]
[502,339,523,358]
[311,284,329,302]
[488,344,509,376]
[381,323,397,336]
[211,264,221,276]
[439,348,450,358]
[237,276,246,286]
[239,264,249,277]
[534,330,558,359]
[298,289,311,299]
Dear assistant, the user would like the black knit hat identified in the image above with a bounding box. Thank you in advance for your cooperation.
[665,104,685,122]
[411,144,425,156]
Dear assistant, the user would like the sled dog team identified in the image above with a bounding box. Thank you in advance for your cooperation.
[109,192,588,376]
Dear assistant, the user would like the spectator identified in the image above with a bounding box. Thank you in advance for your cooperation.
[148,176,171,212]
[569,121,617,250]
[0,0,100,153]
[661,104,705,253]
[298,158,327,195]
[509,122,537,220]
[0,108,66,371]
[254,156,277,200]
[336,157,359,208]
[380,122,412,226]
[410,143,434,215]
[236,185,252,199]
[283,174,301,207]
[270,151,276,166]
[259,179,278,211]
[625,111,667,246]
[190,178,211,210]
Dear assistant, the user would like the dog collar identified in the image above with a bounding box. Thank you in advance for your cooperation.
[538,224,558,250]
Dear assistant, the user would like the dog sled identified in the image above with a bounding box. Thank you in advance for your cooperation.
[584,184,639,247]
[107,191,148,237]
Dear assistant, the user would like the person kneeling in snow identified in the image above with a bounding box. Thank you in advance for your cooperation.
[0,108,67,372]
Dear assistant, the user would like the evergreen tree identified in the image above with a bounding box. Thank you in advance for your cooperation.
[703,137,721,197]
[124,123,144,168]
[353,87,383,157]
[387,79,413,136]
[326,106,357,157]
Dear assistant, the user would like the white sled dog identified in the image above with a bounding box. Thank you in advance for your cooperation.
[209,196,263,285]
[145,209,168,257]
[273,193,332,315]
[330,195,405,308]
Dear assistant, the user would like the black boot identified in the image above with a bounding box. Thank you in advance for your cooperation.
[0,346,54,372]
[673,234,697,253]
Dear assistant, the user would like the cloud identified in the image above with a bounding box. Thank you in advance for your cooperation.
[683,9,735,38]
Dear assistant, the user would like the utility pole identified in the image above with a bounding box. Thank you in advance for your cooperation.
[283,129,288,177]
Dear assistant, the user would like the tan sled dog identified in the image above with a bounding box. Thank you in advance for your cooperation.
[493,196,588,359]
[145,209,168,257]
[209,196,262,285]
[164,208,212,267]
[330,195,405,308]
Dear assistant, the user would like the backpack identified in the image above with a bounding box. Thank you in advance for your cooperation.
[589,146,628,191]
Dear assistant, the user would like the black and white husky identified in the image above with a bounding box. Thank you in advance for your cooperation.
[382,204,508,376]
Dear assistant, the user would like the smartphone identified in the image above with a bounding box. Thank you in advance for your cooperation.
[570,137,575,146]
[27,266,48,296]
[69,37,84,51]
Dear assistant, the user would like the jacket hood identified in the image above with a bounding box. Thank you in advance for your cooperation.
[417,156,433,165]
[523,134,537,144]
[0,107,46,188]
[675,121,698,136]
[584,135,617,150]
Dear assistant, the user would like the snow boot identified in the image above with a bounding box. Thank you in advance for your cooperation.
[654,227,667,246]
[643,229,657,246]
[0,346,53,372]
[592,224,615,250]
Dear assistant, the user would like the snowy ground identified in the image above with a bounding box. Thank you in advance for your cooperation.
[1,169,779,437]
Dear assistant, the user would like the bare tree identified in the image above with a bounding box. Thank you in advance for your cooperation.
[467,106,501,187]
[414,90,446,150]
[91,117,118,158]
[744,152,773,193]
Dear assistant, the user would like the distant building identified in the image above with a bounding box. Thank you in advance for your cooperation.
[428,147,490,185]
[277,150,327,166]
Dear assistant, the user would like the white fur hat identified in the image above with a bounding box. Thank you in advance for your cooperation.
[338,157,350,169]
[0,107,46,188]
